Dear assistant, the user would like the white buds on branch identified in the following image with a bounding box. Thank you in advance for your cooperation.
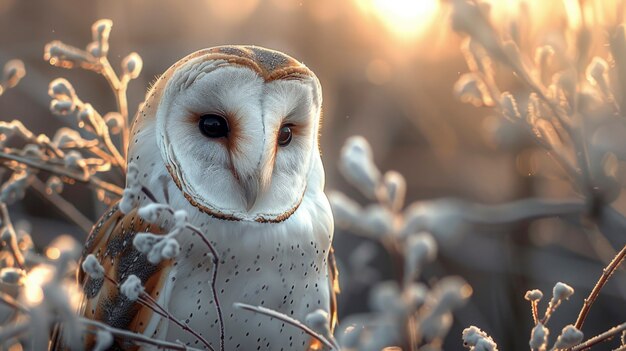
[529,323,548,351]
[552,325,583,349]
[90,19,112,58]
[120,275,143,301]
[462,326,498,351]
[121,53,143,80]
[81,254,104,280]
[339,136,381,199]
[1,60,26,93]
[44,40,98,70]
[404,232,437,284]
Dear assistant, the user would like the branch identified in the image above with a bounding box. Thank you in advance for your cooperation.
[0,203,25,269]
[80,317,203,351]
[570,322,626,351]
[233,303,338,350]
[575,244,626,329]
[98,57,129,160]
[0,151,123,196]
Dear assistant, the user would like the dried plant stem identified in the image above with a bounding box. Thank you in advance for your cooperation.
[540,299,561,325]
[0,151,123,196]
[575,244,626,329]
[234,303,338,350]
[98,57,129,160]
[30,178,92,233]
[570,322,626,351]
[80,317,203,351]
[185,224,225,351]
[0,203,25,269]
[530,300,539,325]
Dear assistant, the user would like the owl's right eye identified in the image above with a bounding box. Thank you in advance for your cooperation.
[199,114,229,138]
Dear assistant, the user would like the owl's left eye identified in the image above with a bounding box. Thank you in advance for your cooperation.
[199,114,229,138]
[277,124,293,146]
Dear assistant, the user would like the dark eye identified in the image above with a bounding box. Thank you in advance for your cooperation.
[198,114,229,138]
[277,124,293,146]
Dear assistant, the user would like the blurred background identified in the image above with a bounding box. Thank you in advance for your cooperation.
[1,0,625,349]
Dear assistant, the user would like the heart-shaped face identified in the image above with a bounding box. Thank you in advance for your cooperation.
[130,46,325,222]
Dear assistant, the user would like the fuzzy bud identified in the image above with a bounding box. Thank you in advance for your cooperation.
[119,188,139,214]
[159,238,180,260]
[133,233,159,255]
[48,78,76,100]
[550,282,574,306]
[138,204,172,224]
[529,323,548,351]
[553,325,583,349]
[339,136,381,199]
[305,309,332,340]
[82,254,104,279]
[44,40,96,70]
[91,19,112,57]
[50,98,75,116]
[63,151,84,168]
[121,52,143,79]
[174,210,188,227]
[104,112,123,134]
[45,176,64,194]
[524,289,543,302]
[383,170,406,212]
[0,267,25,284]
[405,232,437,282]
[462,326,498,351]
[2,59,25,89]
[120,275,144,301]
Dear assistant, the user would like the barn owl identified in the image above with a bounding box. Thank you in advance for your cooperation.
[58,46,337,350]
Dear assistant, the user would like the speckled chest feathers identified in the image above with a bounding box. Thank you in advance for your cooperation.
[70,46,337,351]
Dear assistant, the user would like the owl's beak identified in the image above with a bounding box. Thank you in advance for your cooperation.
[240,167,272,211]
[242,176,260,211]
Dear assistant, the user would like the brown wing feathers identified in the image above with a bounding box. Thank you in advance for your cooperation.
[75,203,172,350]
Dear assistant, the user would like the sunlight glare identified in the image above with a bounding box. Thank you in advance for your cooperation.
[356,0,440,40]
[23,265,53,305]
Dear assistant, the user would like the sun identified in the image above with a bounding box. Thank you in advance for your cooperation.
[356,0,441,40]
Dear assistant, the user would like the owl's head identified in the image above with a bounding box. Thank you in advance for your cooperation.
[129,46,325,222]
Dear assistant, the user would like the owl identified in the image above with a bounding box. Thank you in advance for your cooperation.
[55,46,338,350]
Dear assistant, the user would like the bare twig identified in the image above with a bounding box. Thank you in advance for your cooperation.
[0,151,123,196]
[234,303,338,350]
[184,224,224,351]
[98,57,129,160]
[0,203,25,269]
[80,317,203,351]
[530,301,539,325]
[570,322,626,351]
[575,244,626,329]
